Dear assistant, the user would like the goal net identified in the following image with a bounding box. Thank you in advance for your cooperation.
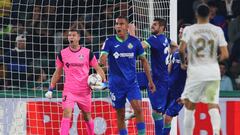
[0,0,176,134]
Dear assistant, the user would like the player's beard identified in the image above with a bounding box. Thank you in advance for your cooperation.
[151,30,158,35]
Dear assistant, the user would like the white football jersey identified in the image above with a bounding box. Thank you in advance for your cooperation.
[181,23,227,81]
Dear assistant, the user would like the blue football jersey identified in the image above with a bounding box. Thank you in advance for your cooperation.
[144,34,170,81]
[169,50,187,93]
[101,35,145,88]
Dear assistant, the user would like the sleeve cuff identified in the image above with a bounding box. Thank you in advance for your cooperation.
[100,51,109,55]
[138,52,146,57]
[143,40,151,48]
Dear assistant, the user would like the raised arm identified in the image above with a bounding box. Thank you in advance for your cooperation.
[128,23,150,49]
[141,41,151,49]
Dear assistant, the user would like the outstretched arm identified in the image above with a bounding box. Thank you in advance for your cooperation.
[139,56,156,92]
[49,67,63,88]
[45,67,62,99]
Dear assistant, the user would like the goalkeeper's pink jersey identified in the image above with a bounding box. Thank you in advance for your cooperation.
[56,46,98,94]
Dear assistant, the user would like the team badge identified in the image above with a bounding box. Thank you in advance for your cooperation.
[128,43,133,49]
[79,54,84,61]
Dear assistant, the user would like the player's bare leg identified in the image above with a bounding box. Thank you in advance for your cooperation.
[116,108,127,135]
[130,99,145,135]
[61,108,73,135]
[208,103,221,135]
[125,100,135,121]
[82,111,94,135]
[183,98,195,135]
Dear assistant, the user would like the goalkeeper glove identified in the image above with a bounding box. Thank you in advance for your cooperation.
[45,87,54,99]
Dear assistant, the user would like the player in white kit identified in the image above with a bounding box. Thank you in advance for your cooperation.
[179,4,229,135]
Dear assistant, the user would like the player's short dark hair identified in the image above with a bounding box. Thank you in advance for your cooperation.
[69,28,81,35]
[154,18,166,28]
[116,16,129,23]
[196,4,210,18]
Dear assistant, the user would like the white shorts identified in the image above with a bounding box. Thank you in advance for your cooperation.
[181,80,220,104]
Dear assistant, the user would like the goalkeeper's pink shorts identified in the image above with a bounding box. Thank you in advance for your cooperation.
[62,91,92,112]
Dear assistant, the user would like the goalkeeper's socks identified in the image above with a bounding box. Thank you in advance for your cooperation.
[60,117,71,135]
[137,122,146,135]
[85,119,94,135]
[152,112,163,135]
[119,129,128,135]
[162,123,171,135]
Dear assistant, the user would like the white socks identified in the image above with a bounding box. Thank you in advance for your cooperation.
[184,108,195,135]
[209,108,221,135]
[183,107,220,135]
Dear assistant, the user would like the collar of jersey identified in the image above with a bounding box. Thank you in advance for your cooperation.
[155,33,164,37]
[69,46,82,53]
[115,34,129,43]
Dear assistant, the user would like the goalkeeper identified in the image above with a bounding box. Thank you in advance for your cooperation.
[45,29,106,135]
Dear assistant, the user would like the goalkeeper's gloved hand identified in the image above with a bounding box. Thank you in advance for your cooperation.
[45,87,54,99]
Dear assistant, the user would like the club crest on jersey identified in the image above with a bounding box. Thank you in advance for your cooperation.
[128,43,133,49]
[79,54,84,61]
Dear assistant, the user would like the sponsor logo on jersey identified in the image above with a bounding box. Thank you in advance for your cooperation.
[65,62,84,68]
[113,52,134,59]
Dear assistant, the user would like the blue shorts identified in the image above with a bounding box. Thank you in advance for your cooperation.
[165,99,183,117]
[109,83,142,109]
[148,80,169,113]
[165,86,184,116]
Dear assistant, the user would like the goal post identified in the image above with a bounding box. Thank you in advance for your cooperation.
[170,0,178,43]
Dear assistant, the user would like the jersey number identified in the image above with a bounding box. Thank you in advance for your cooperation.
[195,38,214,58]
[165,47,170,65]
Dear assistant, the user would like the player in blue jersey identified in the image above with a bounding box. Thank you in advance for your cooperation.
[140,18,172,135]
[162,45,187,135]
[99,16,156,135]
[159,24,190,135]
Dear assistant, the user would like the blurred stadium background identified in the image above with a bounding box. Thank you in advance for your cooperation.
[0,0,239,134]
